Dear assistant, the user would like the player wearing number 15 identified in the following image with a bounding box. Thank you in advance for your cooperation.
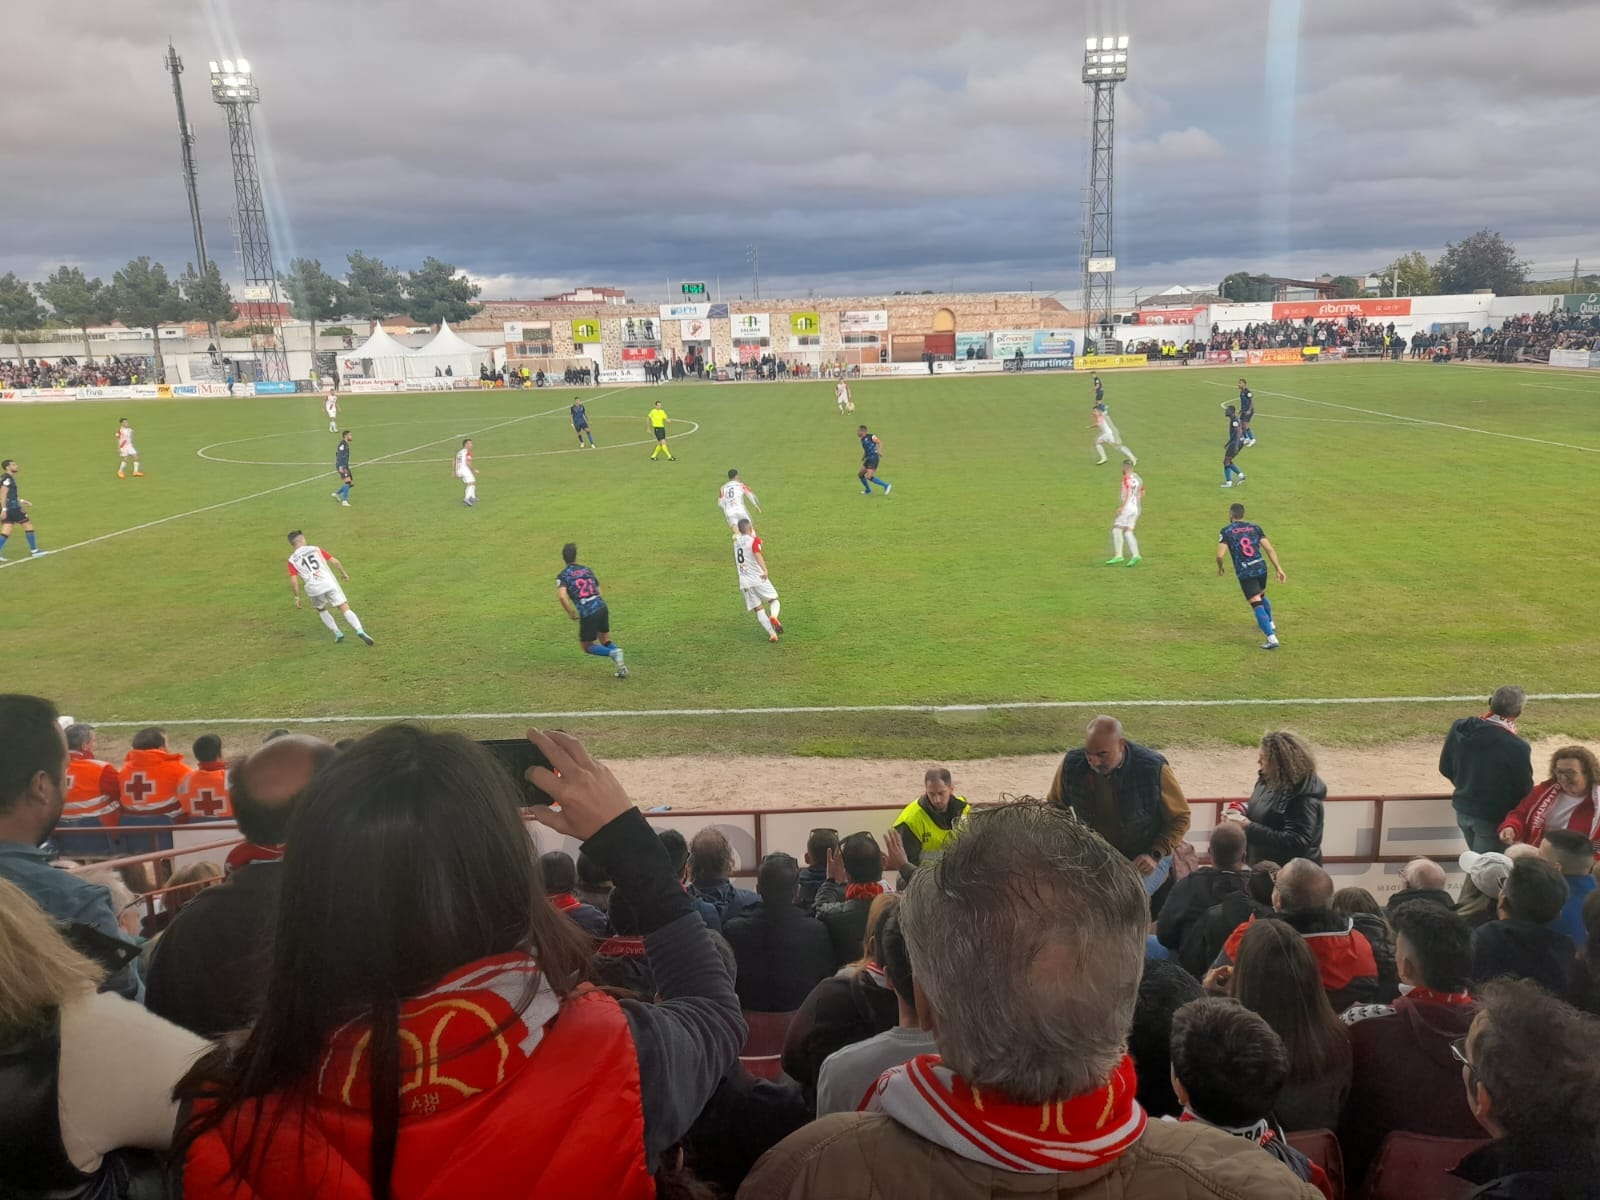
[286,531,374,645]
[557,542,628,678]
[734,517,782,643]
[1216,504,1286,650]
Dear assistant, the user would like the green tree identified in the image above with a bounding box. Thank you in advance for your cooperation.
[180,261,236,331]
[1328,275,1364,299]
[0,272,46,363]
[342,251,405,320]
[35,266,113,362]
[403,256,482,325]
[282,257,348,351]
[1374,251,1437,297]
[1435,230,1529,295]
[109,257,189,383]
[1218,272,1275,302]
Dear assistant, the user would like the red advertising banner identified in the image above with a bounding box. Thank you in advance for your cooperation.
[1270,298,1412,321]
[1135,307,1206,325]
[621,347,658,362]
[1246,348,1309,365]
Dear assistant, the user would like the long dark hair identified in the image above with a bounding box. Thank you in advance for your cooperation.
[175,725,593,1198]
[1231,919,1350,1083]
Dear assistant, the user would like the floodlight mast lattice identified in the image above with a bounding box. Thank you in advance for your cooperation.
[1081,35,1129,353]
[209,57,290,382]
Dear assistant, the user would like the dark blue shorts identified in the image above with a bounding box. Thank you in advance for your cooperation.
[862,457,880,470]
[2,507,26,525]
[1238,572,1268,600]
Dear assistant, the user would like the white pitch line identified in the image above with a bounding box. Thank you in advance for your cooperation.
[79,691,1600,727]
[1209,381,1600,454]
[1519,383,1600,394]
[0,390,623,571]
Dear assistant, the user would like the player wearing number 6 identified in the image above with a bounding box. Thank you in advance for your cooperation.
[286,531,373,645]
[734,517,782,642]
[1216,503,1286,650]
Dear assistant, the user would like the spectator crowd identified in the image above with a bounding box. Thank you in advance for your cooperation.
[4,689,1600,1199]
[0,356,147,389]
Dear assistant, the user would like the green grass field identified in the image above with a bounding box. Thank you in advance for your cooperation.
[7,362,1600,757]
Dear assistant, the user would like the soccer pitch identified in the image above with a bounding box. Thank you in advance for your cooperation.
[8,363,1600,757]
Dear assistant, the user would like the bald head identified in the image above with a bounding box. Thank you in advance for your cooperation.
[1505,842,1541,862]
[230,733,336,846]
[1402,857,1448,892]
[1208,821,1247,869]
[1083,716,1127,775]
[1273,858,1334,912]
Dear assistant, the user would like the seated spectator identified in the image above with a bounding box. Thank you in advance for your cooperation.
[1451,979,1600,1195]
[0,694,140,999]
[1222,918,1352,1130]
[57,721,121,857]
[1337,902,1481,1187]
[539,850,609,936]
[174,727,743,1197]
[78,868,143,940]
[1457,849,1513,929]
[814,831,888,969]
[781,893,900,1103]
[1232,731,1325,865]
[592,886,656,995]
[1539,828,1597,949]
[1168,998,1330,1196]
[176,734,232,821]
[722,852,834,1013]
[574,849,613,913]
[0,879,208,1200]
[1187,860,1278,978]
[1216,858,1384,1010]
[1387,856,1455,918]
[796,827,836,910]
[1331,886,1382,918]
[660,828,727,928]
[743,803,1318,1198]
[689,827,758,924]
[1127,958,1204,1118]
[142,860,224,939]
[1567,890,1600,1016]
[114,726,191,853]
[890,767,968,875]
[816,907,935,1116]
[1498,745,1600,850]
[1471,855,1575,994]
[145,733,335,1037]
[1156,821,1250,975]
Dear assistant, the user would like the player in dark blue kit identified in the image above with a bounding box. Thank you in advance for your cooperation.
[1220,405,1246,488]
[857,425,891,495]
[1216,503,1286,650]
[331,431,354,505]
[1093,374,1104,405]
[0,459,46,560]
[556,541,627,678]
[1237,378,1256,446]
[570,400,595,448]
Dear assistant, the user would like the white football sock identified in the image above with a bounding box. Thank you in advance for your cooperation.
[768,598,781,619]
[465,484,477,501]
[1112,529,1125,556]
[1125,532,1140,557]
[317,608,339,632]
[1119,446,1136,464]
[1095,447,1107,463]
[343,609,365,634]
[756,610,775,636]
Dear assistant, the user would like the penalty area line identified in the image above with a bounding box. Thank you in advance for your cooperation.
[81,691,1600,727]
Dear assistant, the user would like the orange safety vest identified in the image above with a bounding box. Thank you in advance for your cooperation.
[117,747,191,819]
[63,752,122,824]
[178,763,234,820]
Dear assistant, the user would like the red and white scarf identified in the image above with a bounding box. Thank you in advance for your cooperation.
[846,882,886,902]
[1176,1108,1272,1144]
[549,893,580,913]
[1483,712,1518,735]
[1406,986,1473,1008]
[863,1053,1146,1174]
[1519,780,1600,846]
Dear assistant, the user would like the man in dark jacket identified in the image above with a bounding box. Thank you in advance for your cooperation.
[795,827,836,910]
[1386,856,1457,920]
[689,827,759,925]
[539,850,609,937]
[1338,903,1482,1188]
[780,946,899,1103]
[658,828,723,928]
[1471,856,1575,995]
[813,831,886,969]
[1440,686,1534,853]
[1157,821,1249,972]
[722,852,835,1012]
[1046,715,1191,909]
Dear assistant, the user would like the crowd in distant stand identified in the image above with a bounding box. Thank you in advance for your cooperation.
[0,356,145,388]
[1205,317,1391,352]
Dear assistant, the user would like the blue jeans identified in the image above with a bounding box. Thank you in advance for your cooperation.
[1456,810,1503,854]
[1140,853,1173,897]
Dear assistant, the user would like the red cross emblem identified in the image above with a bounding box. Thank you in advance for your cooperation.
[191,788,228,818]
[124,772,155,806]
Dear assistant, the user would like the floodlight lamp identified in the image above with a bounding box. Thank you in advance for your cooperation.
[223,58,235,72]
[1101,35,1114,49]
[1086,36,1098,50]
[208,60,219,72]
[1118,36,1130,49]
[236,58,250,72]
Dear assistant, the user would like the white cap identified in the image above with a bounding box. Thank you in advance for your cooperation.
[1459,849,1513,896]
[56,715,75,729]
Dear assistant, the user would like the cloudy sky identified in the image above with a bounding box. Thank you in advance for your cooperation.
[4,0,1596,304]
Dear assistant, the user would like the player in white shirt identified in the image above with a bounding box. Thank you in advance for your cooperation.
[454,438,477,506]
[1106,461,1144,567]
[285,530,374,644]
[835,380,854,412]
[1090,400,1137,466]
[717,469,763,531]
[324,389,339,433]
[733,518,782,642]
[116,419,142,478]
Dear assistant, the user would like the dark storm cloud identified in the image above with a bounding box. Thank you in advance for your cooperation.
[2,0,1595,300]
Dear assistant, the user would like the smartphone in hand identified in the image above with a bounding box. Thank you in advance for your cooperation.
[479,738,558,807]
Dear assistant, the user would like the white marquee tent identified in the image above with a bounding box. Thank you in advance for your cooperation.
[407,320,490,379]
[343,322,414,380]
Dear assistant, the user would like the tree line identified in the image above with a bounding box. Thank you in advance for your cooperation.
[1218,230,1594,304]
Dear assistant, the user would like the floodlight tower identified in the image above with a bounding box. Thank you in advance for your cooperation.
[165,45,211,283]
[1081,35,1129,352]
[209,57,290,382]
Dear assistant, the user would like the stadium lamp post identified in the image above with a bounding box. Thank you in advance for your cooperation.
[1081,35,1129,354]
[209,57,291,382]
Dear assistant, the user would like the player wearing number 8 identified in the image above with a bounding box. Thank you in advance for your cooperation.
[1216,503,1286,650]
[733,518,782,642]
[556,542,628,678]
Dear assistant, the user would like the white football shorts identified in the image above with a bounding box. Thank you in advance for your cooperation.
[741,579,778,610]
[307,585,347,610]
